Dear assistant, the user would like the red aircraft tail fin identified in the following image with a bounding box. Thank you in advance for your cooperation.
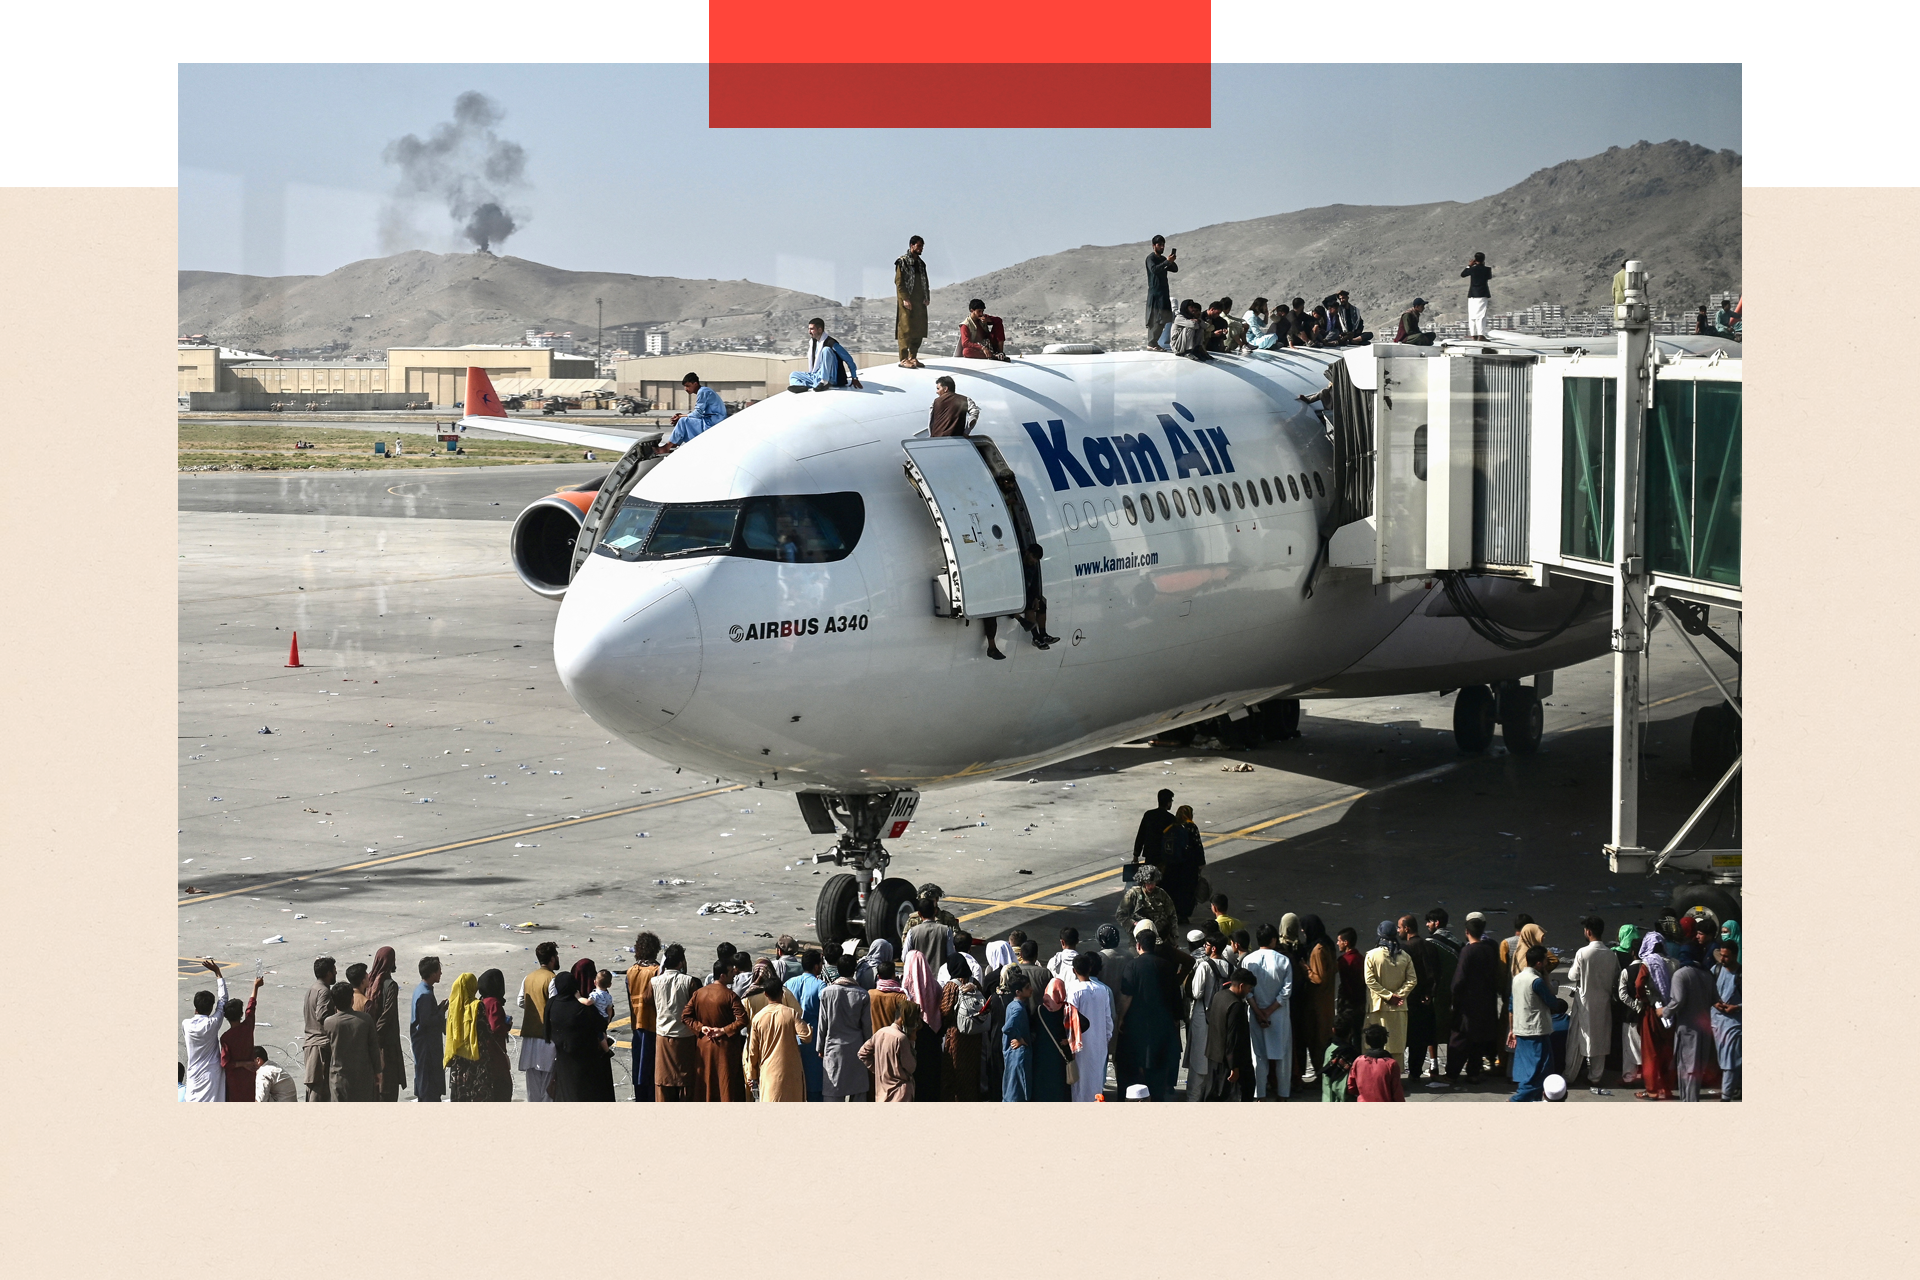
[465,366,507,417]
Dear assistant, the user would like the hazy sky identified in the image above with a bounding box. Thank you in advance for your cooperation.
[180,63,1739,300]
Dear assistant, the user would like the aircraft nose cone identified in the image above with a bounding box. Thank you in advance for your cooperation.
[554,573,703,735]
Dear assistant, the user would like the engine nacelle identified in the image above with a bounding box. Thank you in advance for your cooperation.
[510,486,598,600]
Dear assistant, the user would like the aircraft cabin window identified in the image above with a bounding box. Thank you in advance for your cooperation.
[1232,482,1245,508]
[1103,499,1119,526]
[1187,486,1201,515]
[1261,478,1274,504]
[1287,475,1301,501]
[598,492,864,564]
[1274,475,1288,502]
[1312,471,1326,498]
[1123,495,1139,525]
[1063,503,1080,530]
[1202,485,1217,514]
[1156,492,1171,521]
[1299,473,1311,499]
[1084,501,1100,527]
[1172,488,1187,517]
[1216,484,1231,511]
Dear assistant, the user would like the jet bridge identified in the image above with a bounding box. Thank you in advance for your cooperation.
[1327,260,1743,916]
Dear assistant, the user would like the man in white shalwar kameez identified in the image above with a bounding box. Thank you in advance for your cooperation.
[1063,953,1114,1102]
[181,959,229,1102]
[1184,930,1229,1102]
[1243,924,1294,1099]
[1564,917,1620,1085]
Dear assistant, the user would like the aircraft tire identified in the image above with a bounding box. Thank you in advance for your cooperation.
[1260,699,1302,740]
[1500,686,1544,755]
[815,874,864,953]
[1690,702,1741,781]
[1671,882,1741,932]
[1453,685,1497,753]
[865,877,918,951]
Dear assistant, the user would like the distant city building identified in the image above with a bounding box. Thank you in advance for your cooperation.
[644,329,668,356]
[523,329,577,353]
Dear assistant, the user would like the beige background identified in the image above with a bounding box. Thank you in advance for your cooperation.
[0,186,1910,1272]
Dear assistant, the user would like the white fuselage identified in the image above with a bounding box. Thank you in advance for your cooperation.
[551,350,1608,794]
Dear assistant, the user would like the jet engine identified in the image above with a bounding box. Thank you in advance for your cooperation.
[510,481,600,600]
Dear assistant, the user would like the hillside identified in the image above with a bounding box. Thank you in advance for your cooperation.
[181,140,1739,356]
[177,250,841,355]
[913,138,1741,347]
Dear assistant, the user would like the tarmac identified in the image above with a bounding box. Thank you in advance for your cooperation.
[178,462,1742,1102]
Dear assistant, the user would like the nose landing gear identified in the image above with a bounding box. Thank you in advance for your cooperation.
[800,792,922,954]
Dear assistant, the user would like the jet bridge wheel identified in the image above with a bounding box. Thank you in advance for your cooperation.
[1453,685,1497,753]
[865,877,919,951]
[815,874,865,954]
[1500,685,1544,755]
[1671,883,1742,933]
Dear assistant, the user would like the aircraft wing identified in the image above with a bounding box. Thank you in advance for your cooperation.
[455,414,656,453]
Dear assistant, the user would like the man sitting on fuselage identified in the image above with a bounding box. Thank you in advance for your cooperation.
[789,318,864,392]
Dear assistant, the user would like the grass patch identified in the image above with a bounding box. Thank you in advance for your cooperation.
[179,422,599,471]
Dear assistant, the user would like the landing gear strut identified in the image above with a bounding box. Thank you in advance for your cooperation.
[804,792,921,955]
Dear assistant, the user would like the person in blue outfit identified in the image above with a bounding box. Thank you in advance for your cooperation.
[788,317,863,392]
[1507,944,1562,1100]
[784,948,827,1102]
[1711,936,1742,1101]
[658,373,727,451]
[1001,970,1034,1101]
[409,955,448,1102]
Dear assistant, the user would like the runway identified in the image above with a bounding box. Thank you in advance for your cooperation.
[177,464,1741,1100]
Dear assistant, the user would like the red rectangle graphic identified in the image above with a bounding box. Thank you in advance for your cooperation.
[709,63,1211,129]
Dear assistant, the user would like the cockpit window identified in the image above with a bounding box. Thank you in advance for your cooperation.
[595,492,865,564]
[736,493,864,563]
[647,505,740,558]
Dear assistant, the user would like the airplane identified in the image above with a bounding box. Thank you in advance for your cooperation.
[454,343,1659,952]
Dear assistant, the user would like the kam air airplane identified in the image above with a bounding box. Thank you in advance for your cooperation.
[457,343,1629,952]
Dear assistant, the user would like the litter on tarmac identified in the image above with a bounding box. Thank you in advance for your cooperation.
[698,900,757,916]
[262,935,286,944]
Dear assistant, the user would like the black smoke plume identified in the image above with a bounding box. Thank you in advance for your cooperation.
[381,91,528,253]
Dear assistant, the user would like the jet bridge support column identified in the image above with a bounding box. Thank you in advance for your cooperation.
[1606,261,1655,875]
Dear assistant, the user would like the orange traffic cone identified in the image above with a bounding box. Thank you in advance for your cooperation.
[285,632,304,668]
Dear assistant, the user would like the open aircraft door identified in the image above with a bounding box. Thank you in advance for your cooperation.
[901,437,1028,618]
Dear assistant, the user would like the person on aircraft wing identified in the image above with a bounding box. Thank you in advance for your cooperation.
[927,376,979,437]
[1395,298,1435,346]
[789,317,863,392]
[1144,235,1178,350]
[657,374,728,453]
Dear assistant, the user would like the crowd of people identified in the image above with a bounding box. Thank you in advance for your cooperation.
[182,790,1742,1104]
[1144,235,1484,357]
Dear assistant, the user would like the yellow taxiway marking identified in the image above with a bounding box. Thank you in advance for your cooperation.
[1647,683,1717,710]
[956,867,1131,926]
[1202,791,1374,844]
[177,784,745,907]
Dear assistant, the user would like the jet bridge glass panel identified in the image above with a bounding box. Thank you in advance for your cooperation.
[901,438,1027,618]
[1648,380,1741,586]
[1561,376,1616,563]
[1372,356,1430,582]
